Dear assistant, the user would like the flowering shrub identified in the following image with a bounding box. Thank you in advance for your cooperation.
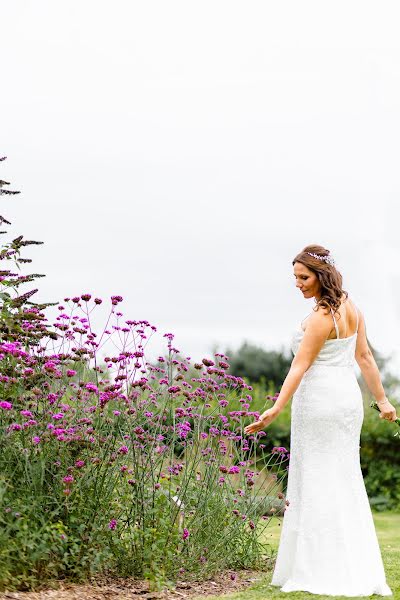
[0,161,289,591]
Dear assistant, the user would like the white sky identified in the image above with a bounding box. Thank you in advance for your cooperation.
[2,1,400,374]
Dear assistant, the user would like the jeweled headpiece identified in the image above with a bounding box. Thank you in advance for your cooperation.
[306,251,335,266]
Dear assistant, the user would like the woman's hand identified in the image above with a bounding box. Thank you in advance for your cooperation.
[244,408,279,435]
[377,397,398,422]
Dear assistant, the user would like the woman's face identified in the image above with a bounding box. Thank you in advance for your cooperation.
[293,261,321,299]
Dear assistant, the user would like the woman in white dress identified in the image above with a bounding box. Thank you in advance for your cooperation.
[245,244,397,597]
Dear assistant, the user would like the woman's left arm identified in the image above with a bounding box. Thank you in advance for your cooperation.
[244,309,333,434]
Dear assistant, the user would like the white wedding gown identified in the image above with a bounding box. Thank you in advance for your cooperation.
[270,302,393,596]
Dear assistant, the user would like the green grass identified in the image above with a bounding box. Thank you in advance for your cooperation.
[201,511,400,600]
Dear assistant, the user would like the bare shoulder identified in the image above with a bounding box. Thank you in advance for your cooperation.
[306,304,334,334]
[310,304,333,323]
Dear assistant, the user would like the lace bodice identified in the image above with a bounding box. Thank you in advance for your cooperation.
[291,303,359,368]
[291,328,358,367]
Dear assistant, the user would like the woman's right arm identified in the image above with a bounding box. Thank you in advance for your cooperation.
[355,310,398,422]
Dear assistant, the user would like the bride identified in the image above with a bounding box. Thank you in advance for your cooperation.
[244,244,396,597]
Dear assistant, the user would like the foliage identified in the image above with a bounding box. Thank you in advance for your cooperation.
[247,379,400,511]
[0,160,289,591]
[227,342,292,387]
[360,400,400,511]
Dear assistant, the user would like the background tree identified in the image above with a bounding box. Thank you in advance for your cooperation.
[226,341,292,388]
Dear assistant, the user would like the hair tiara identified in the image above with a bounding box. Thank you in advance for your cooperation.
[306,251,335,266]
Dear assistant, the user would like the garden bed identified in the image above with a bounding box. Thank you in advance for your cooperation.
[0,570,265,600]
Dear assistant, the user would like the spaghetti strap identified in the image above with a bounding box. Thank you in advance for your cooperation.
[330,307,340,340]
[353,300,359,333]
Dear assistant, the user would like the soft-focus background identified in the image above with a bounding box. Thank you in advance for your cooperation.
[2,0,400,370]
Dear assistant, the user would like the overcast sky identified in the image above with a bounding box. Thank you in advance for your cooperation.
[2,1,400,375]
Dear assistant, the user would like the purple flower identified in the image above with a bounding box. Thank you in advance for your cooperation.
[20,410,33,417]
[75,460,85,468]
[118,445,129,455]
[32,436,41,445]
[168,386,181,394]
[8,423,22,431]
[63,475,74,484]
[0,401,12,410]
[108,519,117,530]
[66,369,76,377]
[228,466,240,474]
[81,294,91,301]
[182,528,190,540]
[176,421,191,439]
[44,361,58,371]
[202,358,214,367]
[52,413,64,420]
[272,446,288,454]
[85,382,98,393]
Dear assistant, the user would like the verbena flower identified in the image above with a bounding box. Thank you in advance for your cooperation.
[0,401,12,410]
[52,413,64,420]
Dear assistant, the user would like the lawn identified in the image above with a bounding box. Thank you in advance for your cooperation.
[201,511,400,600]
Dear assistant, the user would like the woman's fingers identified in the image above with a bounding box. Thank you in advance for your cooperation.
[379,411,398,421]
[244,420,263,434]
[244,409,278,434]
[378,399,398,422]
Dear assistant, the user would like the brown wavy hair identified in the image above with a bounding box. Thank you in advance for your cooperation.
[292,244,348,318]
